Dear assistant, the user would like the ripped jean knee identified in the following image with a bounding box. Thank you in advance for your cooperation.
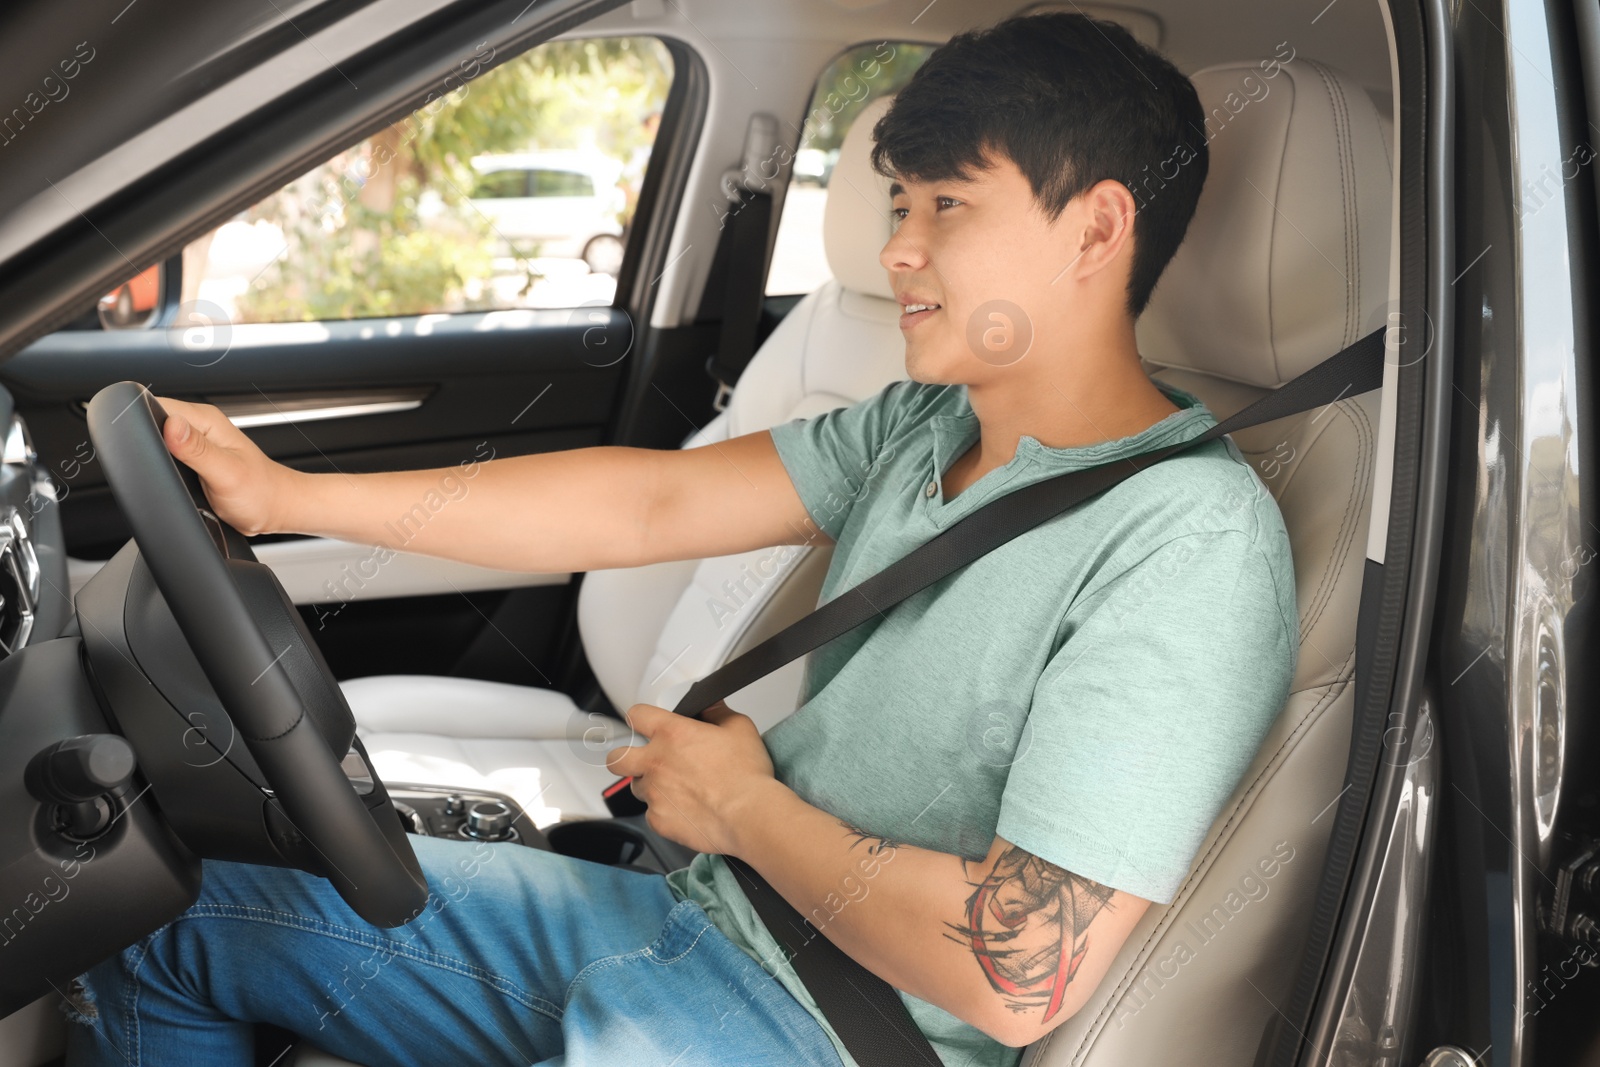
[57,976,99,1025]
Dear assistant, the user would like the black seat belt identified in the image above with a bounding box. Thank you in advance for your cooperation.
[701,186,774,412]
[602,327,1387,1066]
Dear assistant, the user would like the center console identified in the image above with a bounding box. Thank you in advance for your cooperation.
[387,785,546,848]
[384,783,698,877]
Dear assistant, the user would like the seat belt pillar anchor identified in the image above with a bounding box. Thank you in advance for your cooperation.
[705,354,735,412]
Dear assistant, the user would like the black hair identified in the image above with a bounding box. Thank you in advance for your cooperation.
[869,11,1208,317]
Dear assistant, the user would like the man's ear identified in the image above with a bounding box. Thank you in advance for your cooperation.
[1064,179,1138,281]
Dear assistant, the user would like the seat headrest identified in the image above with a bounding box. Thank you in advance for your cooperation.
[1137,58,1392,388]
[822,93,898,301]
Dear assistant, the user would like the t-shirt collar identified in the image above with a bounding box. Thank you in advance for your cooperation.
[928,382,1209,524]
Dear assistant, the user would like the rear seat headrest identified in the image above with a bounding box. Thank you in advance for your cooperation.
[1137,57,1393,388]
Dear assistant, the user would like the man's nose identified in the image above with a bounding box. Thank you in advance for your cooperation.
[880,221,930,275]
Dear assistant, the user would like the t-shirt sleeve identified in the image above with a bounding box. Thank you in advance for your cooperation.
[995,529,1296,904]
[767,379,914,542]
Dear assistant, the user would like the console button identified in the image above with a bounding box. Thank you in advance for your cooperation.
[465,799,514,840]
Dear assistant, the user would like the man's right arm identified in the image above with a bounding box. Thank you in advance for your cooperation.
[156,396,829,575]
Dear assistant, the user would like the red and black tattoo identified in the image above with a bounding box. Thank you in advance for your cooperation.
[945,845,1115,1022]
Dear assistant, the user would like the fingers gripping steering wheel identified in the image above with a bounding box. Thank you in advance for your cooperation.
[86,382,428,927]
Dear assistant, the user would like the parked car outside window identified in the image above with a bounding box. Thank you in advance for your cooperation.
[463,150,627,275]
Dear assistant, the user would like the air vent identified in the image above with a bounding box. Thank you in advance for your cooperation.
[0,508,41,656]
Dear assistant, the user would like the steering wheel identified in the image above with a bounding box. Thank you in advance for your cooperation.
[85,381,428,928]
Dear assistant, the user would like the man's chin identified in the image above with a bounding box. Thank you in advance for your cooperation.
[904,345,967,386]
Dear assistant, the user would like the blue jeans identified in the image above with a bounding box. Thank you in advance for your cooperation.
[62,833,847,1067]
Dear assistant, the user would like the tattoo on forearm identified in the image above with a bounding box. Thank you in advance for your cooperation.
[943,845,1115,1022]
[839,819,901,859]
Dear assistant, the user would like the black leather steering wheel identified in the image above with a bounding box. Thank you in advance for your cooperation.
[86,381,428,927]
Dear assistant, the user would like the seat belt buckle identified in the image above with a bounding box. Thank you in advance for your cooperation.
[603,774,648,817]
[704,355,736,413]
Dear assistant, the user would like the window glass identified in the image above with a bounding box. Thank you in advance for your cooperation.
[532,169,596,197]
[471,170,529,199]
[179,36,672,324]
[765,42,936,296]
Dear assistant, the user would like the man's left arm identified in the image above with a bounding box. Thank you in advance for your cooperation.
[606,702,1149,1048]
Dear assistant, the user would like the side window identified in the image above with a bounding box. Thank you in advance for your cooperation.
[764,41,936,297]
[178,36,672,324]
[471,170,529,199]
[532,169,597,197]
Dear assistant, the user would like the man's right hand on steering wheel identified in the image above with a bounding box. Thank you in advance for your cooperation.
[155,396,302,538]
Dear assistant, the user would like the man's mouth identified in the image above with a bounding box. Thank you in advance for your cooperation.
[900,302,941,328]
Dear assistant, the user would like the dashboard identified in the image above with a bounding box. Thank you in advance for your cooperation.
[0,391,74,653]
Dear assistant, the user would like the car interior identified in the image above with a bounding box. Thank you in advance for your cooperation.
[0,0,1411,1063]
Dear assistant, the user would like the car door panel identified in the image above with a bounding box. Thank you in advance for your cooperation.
[65,535,569,606]
[1,307,630,681]
[3,308,627,546]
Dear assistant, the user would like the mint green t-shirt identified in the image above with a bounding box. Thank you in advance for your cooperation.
[665,377,1297,1067]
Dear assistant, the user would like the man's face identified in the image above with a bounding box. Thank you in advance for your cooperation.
[880,152,1106,386]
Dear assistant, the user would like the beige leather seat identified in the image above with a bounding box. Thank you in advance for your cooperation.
[1023,56,1389,1064]
[340,93,908,824]
[302,54,1391,1067]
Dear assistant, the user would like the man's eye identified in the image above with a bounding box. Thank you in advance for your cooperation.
[890,197,960,222]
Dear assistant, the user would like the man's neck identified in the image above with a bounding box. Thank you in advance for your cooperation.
[943,328,1181,501]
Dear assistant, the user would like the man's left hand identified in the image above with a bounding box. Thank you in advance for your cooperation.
[604,700,780,856]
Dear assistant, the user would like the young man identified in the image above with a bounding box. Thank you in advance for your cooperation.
[65,11,1295,1067]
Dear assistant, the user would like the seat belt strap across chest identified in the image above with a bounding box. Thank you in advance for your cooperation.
[602,328,1386,1066]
